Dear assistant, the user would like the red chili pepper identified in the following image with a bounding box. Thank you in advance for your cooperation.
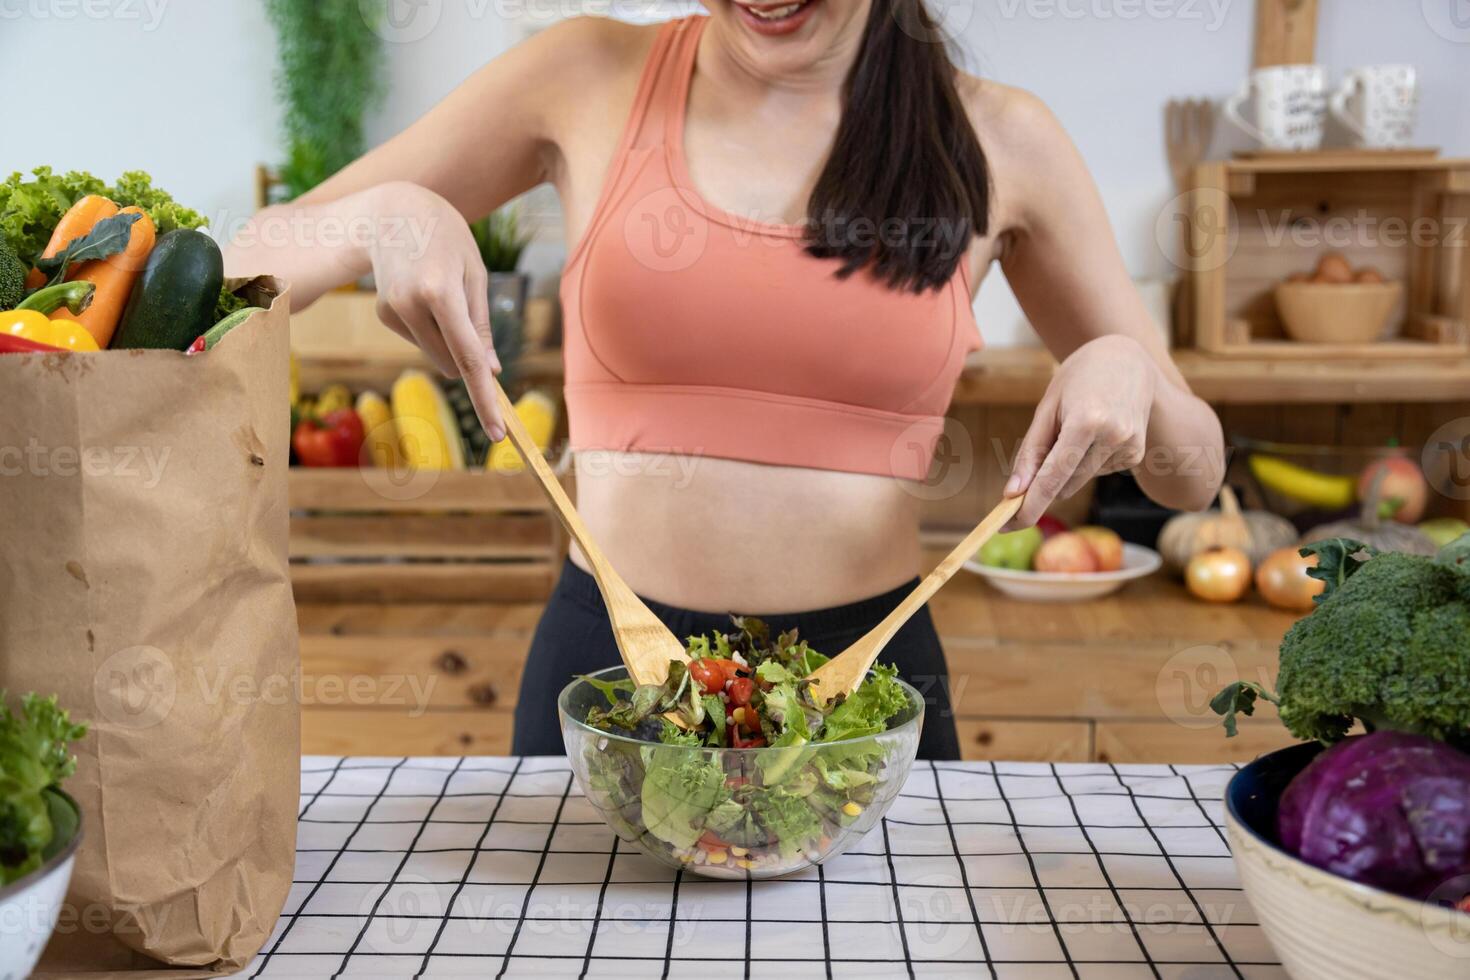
[0,334,63,354]
[185,335,206,355]
[292,408,366,467]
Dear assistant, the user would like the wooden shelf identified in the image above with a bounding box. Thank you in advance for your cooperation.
[950,347,1470,405]
[1229,150,1467,174]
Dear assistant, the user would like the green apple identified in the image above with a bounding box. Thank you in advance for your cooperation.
[979,526,1043,570]
[1418,517,1470,548]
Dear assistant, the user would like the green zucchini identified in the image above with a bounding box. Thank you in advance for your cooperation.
[112,229,224,350]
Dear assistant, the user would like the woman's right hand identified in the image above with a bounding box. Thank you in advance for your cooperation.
[366,181,505,440]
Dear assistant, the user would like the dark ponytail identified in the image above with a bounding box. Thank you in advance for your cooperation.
[805,0,990,293]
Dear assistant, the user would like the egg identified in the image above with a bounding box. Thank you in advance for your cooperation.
[1314,253,1355,284]
[1355,266,1385,284]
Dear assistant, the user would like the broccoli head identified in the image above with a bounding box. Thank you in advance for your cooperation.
[1215,536,1470,748]
[0,241,25,311]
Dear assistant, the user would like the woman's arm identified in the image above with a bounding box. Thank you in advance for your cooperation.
[225,17,635,438]
[973,86,1225,526]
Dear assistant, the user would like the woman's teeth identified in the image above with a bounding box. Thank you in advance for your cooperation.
[746,1,806,20]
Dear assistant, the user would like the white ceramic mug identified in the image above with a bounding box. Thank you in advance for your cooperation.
[1330,65,1418,148]
[1224,64,1327,150]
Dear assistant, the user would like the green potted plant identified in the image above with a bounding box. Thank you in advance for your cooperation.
[470,204,533,325]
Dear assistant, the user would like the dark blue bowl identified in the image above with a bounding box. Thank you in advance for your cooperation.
[1223,740,1323,848]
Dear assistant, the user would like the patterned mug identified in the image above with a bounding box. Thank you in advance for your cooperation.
[1223,64,1328,151]
[1329,64,1419,148]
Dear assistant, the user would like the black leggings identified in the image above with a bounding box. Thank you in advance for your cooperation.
[513,561,962,760]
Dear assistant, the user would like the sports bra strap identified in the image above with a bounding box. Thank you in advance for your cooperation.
[624,17,701,152]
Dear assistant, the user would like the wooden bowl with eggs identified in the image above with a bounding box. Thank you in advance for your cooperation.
[1274,253,1402,345]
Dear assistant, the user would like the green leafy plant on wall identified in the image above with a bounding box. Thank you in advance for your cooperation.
[265,0,385,201]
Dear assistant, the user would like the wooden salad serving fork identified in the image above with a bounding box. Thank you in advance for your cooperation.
[807,495,1025,705]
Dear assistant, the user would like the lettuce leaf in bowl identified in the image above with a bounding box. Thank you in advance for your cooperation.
[0,693,87,884]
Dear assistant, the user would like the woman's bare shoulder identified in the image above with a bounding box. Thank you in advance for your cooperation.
[955,74,1089,230]
[519,15,661,85]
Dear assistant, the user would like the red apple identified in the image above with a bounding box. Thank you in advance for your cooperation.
[1359,456,1428,524]
[1036,514,1069,539]
[1033,532,1100,573]
[1075,526,1124,572]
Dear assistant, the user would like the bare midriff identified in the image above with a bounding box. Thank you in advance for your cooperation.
[569,453,924,612]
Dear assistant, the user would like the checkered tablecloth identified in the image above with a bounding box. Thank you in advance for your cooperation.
[244,757,1284,979]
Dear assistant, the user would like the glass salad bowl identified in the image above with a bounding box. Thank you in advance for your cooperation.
[559,666,923,880]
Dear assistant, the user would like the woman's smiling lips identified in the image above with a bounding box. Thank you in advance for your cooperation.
[731,0,823,37]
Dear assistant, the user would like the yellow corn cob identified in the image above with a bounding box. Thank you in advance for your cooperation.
[315,383,353,417]
[488,391,558,472]
[355,390,400,470]
[391,370,465,471]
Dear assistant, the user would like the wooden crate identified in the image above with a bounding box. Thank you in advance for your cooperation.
[290,469,565,604]
[1185,153,1470,357]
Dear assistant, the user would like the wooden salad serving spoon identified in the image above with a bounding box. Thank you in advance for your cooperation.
[807,495,1025,705]
[493,380,689,694]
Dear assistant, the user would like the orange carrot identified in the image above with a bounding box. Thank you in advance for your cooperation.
[40,194,119,260]
[53,206,156,348]
[27,194,119,292]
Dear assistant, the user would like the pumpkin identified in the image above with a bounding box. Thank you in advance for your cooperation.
[1158,485,1298,574]
[1301,469,1437,556]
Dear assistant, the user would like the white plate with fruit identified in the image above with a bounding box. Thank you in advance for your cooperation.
[962,524,1161,602]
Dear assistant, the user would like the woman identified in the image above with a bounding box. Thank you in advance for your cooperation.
[227,0,1224,759]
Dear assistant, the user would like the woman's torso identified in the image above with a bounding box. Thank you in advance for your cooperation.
[545,17,1006,611]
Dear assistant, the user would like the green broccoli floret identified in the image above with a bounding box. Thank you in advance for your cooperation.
[1215,536,1470,748]
[0,242,24,310]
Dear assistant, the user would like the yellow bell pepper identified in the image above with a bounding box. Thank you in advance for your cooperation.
[4,281,101,352]
[2,309,100,352]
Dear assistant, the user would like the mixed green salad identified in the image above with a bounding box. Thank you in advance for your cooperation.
[570,618,919,876]
[0,693,86,885]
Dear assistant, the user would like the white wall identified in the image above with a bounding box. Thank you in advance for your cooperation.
[3,0,1466,346]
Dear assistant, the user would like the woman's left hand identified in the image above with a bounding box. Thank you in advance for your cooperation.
[1004,334,1156,529]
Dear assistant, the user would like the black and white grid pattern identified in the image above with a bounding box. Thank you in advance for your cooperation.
[245,757,1284,979]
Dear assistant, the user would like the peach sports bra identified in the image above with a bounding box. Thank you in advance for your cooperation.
[560,16,982,481]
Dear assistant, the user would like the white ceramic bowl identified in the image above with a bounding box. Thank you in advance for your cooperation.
[1226,745,1470,979]
[0,791,81,978]
[962,543,1162,602]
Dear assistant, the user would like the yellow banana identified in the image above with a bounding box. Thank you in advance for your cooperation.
[1249,455,1356,510]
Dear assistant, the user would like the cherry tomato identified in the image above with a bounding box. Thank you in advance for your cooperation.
[702,658,742,684]
[689,660,725,695]
[698,830,729,851]
[727,677,755,707]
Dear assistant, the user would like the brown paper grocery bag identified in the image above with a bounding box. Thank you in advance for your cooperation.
[0,278,299,975]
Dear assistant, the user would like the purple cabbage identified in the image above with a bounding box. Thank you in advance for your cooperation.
[1278,731,1470,901]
